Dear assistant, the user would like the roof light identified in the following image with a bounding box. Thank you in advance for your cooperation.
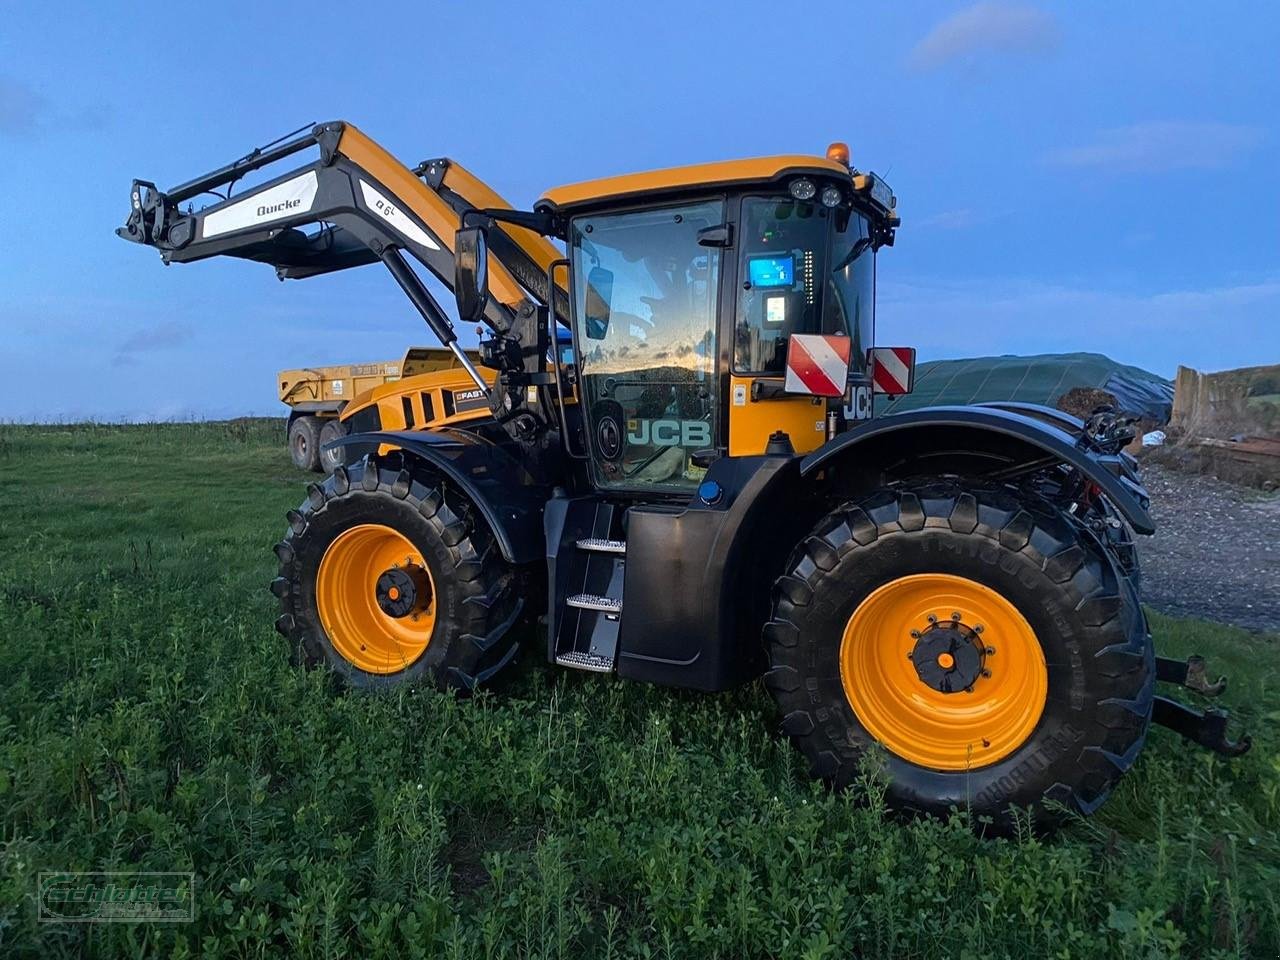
[820,185,843,208]
[789,178,817,201]
[826,141,851,166]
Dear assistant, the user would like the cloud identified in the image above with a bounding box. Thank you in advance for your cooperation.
[917,209,978,230]
[1045,122,1264,173]
[909,2,1060,71]
[113,321,195,366]
[0,76,47,135]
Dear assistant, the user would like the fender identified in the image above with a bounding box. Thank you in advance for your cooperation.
[328,428,550,564]
[800,405,1155,535]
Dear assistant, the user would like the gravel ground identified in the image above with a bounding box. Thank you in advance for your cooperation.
[1136,461,1280,632]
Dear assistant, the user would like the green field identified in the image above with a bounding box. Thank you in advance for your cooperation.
[1,421,1277,958]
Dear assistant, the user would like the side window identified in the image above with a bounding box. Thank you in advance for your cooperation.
[734,198,828,374]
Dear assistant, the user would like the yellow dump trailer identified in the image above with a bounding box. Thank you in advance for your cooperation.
[279,346,481,471]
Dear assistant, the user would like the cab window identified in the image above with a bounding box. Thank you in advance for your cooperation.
[569,200,723,491]
[734,197,873,377]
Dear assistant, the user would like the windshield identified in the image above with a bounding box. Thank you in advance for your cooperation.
[734,198,873,377]
[569,200,723,492]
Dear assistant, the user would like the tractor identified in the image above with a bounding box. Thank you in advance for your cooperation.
[119,121,1248,831]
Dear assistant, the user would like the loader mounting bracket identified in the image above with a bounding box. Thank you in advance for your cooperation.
[1151,695,1251,757]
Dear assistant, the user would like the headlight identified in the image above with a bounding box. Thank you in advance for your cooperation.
[820,186,843,208]
[789,178,817,201]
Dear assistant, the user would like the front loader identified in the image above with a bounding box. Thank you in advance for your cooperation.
[119,121,1249,832]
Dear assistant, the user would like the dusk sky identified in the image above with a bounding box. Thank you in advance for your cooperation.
[1,1,1276,420]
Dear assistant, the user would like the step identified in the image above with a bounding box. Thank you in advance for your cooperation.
[566,593,622,613]
[555,651,616,673]
[576,537,626,554]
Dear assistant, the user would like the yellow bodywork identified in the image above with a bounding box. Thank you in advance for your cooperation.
[339,364,497,432]
[539,155,852,211]
[727,377,828,457]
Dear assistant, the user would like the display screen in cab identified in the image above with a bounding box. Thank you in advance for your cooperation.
[748,255,794,288]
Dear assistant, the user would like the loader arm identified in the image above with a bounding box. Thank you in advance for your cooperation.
[118,121,566,336]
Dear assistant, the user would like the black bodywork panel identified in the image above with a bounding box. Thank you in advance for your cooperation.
[615,455,808,690]
[800,404,1155,535]
[327,429,551,565]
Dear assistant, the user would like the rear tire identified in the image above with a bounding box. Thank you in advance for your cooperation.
[271,457,524,692]
[764,482,1153,832]
[318,418,348,474]
[288,416,322,472]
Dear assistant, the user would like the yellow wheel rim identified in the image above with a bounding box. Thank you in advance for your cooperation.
[840,574,1047,771]
[316,524,436,674]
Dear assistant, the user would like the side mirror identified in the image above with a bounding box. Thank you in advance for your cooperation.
[454,227,489,323]
[584,265,614,340]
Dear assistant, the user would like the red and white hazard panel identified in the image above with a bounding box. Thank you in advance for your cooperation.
[785,334,852,398]
[871,346,916,395]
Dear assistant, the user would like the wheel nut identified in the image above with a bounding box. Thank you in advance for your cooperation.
[981,669,992,678]
[927,614,938,624]
[984,646,995,656]
[973,624,984,634]
[910,629,921,639]
[951,611,961,621]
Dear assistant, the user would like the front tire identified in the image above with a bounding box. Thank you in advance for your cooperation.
[765,483,1153,832]
[271,457,523,692]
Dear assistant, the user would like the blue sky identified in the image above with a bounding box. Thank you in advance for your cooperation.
[1,1,1276,420]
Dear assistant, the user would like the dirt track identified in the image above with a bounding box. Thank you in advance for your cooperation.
[1136,462,1280,633]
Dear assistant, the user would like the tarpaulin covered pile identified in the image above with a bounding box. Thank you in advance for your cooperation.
[877,352,1174,423]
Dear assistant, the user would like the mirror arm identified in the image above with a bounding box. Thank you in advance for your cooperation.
[462,207,560,236]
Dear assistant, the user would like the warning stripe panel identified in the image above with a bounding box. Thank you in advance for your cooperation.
[872,346,915,395]
[785,335,851,397]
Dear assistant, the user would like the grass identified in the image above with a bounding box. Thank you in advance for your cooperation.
[0,420,1277,958]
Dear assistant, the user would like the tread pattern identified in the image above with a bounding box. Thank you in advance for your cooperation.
[272,456,523,692]
[765,482,1154,831]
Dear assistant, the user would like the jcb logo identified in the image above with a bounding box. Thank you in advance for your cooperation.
[627,419,712,447]
[844,384,872,421]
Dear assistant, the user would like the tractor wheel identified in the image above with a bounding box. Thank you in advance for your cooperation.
[270,457,524,692]
[764,483,1153,832]
[288,416,322,472]
[317,418,348,474]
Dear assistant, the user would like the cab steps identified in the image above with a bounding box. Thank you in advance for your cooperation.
[547,498,628,674]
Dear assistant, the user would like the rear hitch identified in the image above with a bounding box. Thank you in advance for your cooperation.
[1152,696,1251,757]
[1156,654,1227,697]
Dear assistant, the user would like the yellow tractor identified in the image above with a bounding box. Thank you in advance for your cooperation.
[119,121,1247,831]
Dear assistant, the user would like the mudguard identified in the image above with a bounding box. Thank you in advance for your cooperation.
[327,429,550,564]
[800,405,1155,535]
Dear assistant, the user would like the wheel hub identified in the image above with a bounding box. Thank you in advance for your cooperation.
[910,621,986,693]
[375,564,431,618]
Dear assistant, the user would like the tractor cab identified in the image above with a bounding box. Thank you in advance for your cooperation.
[530,147,900,494]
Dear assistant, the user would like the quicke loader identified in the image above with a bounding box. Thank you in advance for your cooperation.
[119,121,1249,831]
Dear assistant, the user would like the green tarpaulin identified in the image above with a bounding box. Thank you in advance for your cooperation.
[876,352,1174,423]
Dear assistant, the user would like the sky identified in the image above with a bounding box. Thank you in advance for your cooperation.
[1,0,1277,421]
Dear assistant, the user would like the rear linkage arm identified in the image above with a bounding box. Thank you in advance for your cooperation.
[1152,654,1251,757]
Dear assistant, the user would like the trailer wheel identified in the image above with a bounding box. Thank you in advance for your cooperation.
[764,483,1153,832]
[288,416,322,472]
[318,418,348,474]
[270,457,524,692]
